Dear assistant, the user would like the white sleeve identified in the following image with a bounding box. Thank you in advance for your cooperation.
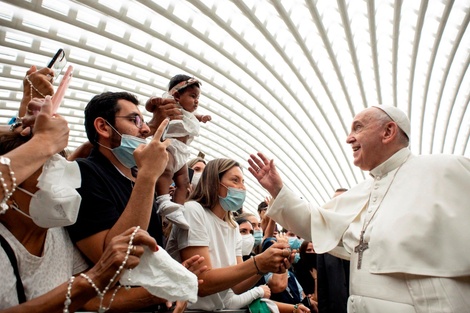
[223,287,264,309]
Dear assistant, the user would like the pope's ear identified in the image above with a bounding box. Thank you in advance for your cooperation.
[94,117,112,139]
[383,122,399,143]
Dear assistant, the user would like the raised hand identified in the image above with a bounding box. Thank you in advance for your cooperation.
[28,96,69,155]
[133,118,171,181]
[248,152,284,198]
[145,97,183,136]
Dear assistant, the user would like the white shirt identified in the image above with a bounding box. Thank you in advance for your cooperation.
[166,200,242,311]
[0,224,88,308]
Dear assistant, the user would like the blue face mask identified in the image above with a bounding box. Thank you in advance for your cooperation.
[219,183,246,212]
[288,237,302,250]
[111,134,147,168]
[99,122,147,168]
[293,252,300,264]
[253,229,263,246]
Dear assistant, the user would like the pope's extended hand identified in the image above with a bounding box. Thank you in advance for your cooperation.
[248,152,284,198]
[256,241,291,274]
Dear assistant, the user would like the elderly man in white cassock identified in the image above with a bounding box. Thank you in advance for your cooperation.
[248,105,470,313]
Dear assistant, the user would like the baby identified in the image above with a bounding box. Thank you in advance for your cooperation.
[147,75,210,229]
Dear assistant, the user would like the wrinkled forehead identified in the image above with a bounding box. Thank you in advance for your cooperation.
[352,107,379,124]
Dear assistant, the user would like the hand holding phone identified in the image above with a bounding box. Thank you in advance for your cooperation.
[47,49,67,81]
[51,65,73,114]
[160,117,170,142]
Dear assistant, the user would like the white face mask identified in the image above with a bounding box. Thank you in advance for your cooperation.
[191,172,202,189]
[241,234,255,256]
[16,186,81,228]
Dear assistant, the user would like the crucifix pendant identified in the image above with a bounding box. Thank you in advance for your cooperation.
[354,230,369,269]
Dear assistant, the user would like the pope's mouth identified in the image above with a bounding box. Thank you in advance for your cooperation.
[352,146,360,152]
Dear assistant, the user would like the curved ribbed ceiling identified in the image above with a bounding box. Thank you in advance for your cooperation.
[0,0,469,213]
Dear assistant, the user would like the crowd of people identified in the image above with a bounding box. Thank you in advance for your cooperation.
[0,60,468,313]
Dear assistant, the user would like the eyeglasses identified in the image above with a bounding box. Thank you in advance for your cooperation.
[115,114,146,129]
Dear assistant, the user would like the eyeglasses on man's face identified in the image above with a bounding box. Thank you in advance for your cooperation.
[115,114,146,129]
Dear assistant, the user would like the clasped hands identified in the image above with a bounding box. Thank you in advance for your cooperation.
[257,242,294,274]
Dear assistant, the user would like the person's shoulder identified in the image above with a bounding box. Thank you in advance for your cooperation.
[413,153,469,165]
[184,200,206,216]
[76,151,113,175]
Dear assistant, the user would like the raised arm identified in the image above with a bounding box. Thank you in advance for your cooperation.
[75,119,171,263]
[0,97,68,202]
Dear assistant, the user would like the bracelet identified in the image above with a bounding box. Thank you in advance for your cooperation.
[79,226,139,313]
[0,156,17,214]
[293,304,299,313]
[25,74,47,101]
[8,117,22,132]
[63,276,75,313]
[252,255,266,276]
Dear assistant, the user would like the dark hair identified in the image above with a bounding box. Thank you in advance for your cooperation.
[168,74,201,94]
[0,132,67,158]
[84,91,139,145]
[258,201,268,212]
[0,132,30,155]
[235,217,250,225]
[299,240,312,254]
[335,188,348,193]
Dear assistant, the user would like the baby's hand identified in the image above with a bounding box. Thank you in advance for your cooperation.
[199,115,211,123]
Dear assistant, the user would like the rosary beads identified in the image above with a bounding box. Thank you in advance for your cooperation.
[64,226,139,312]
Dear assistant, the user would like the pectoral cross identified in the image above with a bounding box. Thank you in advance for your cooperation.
[354,230,369,269]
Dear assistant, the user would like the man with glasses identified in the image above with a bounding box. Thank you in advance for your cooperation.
[66,92,177,308]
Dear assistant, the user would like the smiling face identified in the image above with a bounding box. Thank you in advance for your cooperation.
[175,85,200,113]
[346,107,390,171]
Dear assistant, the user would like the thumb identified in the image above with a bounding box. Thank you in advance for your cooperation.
[20,127,32,137]
[40,95,53,116]
[26,65,37,76]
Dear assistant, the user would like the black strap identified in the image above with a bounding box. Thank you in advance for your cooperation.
[0,233,26,303]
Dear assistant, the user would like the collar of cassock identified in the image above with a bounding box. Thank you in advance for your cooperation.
[369,148,411,179]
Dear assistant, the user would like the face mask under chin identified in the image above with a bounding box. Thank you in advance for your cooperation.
[98,122,147,169]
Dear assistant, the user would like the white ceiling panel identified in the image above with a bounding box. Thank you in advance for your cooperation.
[0,0,468,214]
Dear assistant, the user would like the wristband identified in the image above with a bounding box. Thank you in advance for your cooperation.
[252,255,267,276]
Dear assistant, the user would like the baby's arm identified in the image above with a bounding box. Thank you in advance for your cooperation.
[195,114,212,123]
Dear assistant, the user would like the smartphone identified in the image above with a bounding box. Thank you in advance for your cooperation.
[47,49,67,81]
[301,296,311,308]
[51,65,73,113]
[160,118,170,142]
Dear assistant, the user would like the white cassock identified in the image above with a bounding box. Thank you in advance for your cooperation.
[267,148,470,313]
